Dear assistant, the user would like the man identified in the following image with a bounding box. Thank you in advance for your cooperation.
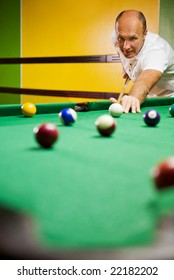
[110,10,174,113]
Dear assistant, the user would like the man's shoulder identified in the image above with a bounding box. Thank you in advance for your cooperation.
[143,31,173,55]
[146,31,170,46]
[146,31,161,43]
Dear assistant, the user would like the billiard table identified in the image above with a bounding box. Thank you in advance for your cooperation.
[0,97,174,260]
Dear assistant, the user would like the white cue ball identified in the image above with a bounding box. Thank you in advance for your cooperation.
[109,103,123,117]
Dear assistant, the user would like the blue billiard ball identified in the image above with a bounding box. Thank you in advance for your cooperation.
[59,108,77,125]
[143,110,160,126]
[169,104,174,117]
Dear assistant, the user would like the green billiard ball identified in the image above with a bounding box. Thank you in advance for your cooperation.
[169,104,174,117]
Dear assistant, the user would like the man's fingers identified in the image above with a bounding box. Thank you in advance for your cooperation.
[109,97,118,103]
[121,96,141,113]
[110,96,141,113]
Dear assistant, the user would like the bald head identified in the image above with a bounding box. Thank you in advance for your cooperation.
[115,10,147,33]
[114,10,148,58]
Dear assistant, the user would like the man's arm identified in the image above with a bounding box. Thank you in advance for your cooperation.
[122,69,163,113]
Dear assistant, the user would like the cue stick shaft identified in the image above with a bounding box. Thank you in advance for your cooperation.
[118,76,130,103]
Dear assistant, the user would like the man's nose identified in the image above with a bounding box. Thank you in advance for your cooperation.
[123,40,130,49]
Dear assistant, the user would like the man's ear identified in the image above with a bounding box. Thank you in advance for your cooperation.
[144,29,148,36]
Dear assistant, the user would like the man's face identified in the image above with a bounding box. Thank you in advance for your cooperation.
[115,15,147,58]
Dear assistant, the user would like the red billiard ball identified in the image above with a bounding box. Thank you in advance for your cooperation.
[151,157,174,190]
[95,114,116,136]
[33,123,58,148]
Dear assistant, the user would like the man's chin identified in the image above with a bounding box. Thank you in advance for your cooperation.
[123,52,135,58]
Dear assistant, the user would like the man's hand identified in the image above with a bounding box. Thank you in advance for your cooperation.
[109,95,141,113]
[110,69,163,113]
[121,95,141,113]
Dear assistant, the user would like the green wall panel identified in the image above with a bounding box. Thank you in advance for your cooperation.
[0,0,20,104]
[159,0,174,48]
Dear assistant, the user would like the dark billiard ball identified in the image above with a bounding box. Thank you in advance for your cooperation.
[151,157,174,190]
[34,123,58,148]
[59,108,77,125]
[143,110,160,126]
[95,114,116,136]
[21,102,37,117]
[169,104,174,117]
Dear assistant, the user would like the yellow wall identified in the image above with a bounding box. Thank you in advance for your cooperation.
[21,0,159,104]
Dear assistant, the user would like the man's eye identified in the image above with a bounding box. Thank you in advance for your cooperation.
[130,37,137,41]
[118,37,124,42]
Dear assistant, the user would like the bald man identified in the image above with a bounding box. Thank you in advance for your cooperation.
[111,10,174,113]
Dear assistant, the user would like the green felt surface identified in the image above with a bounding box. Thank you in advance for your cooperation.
[0,99,174,248]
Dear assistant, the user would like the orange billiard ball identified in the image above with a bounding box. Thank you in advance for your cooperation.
[21,102,37,117]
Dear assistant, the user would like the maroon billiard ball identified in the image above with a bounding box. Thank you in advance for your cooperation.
[152,157,174,190]
[34,123,58,148]
[95,114,116,136]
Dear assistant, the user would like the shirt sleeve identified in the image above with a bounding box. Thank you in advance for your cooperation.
[141,48,168,73]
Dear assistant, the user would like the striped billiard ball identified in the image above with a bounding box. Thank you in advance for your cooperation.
[143,110,160,126]
[59,108,77,125]
[95,114,116,136]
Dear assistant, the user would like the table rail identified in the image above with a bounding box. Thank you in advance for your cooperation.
[0,54,120,64]
[0,54,120,99]
[0,86,118,99]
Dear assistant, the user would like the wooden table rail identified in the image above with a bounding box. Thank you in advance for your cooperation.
[0,54,120,64]
[0,86,118,99]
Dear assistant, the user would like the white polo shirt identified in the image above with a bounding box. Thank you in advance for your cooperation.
[114,31,174,97]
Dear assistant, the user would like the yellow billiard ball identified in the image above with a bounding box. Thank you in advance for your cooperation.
[21,102,37,117]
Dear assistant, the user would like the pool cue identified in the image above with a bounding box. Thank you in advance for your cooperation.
[118,76,130,103]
